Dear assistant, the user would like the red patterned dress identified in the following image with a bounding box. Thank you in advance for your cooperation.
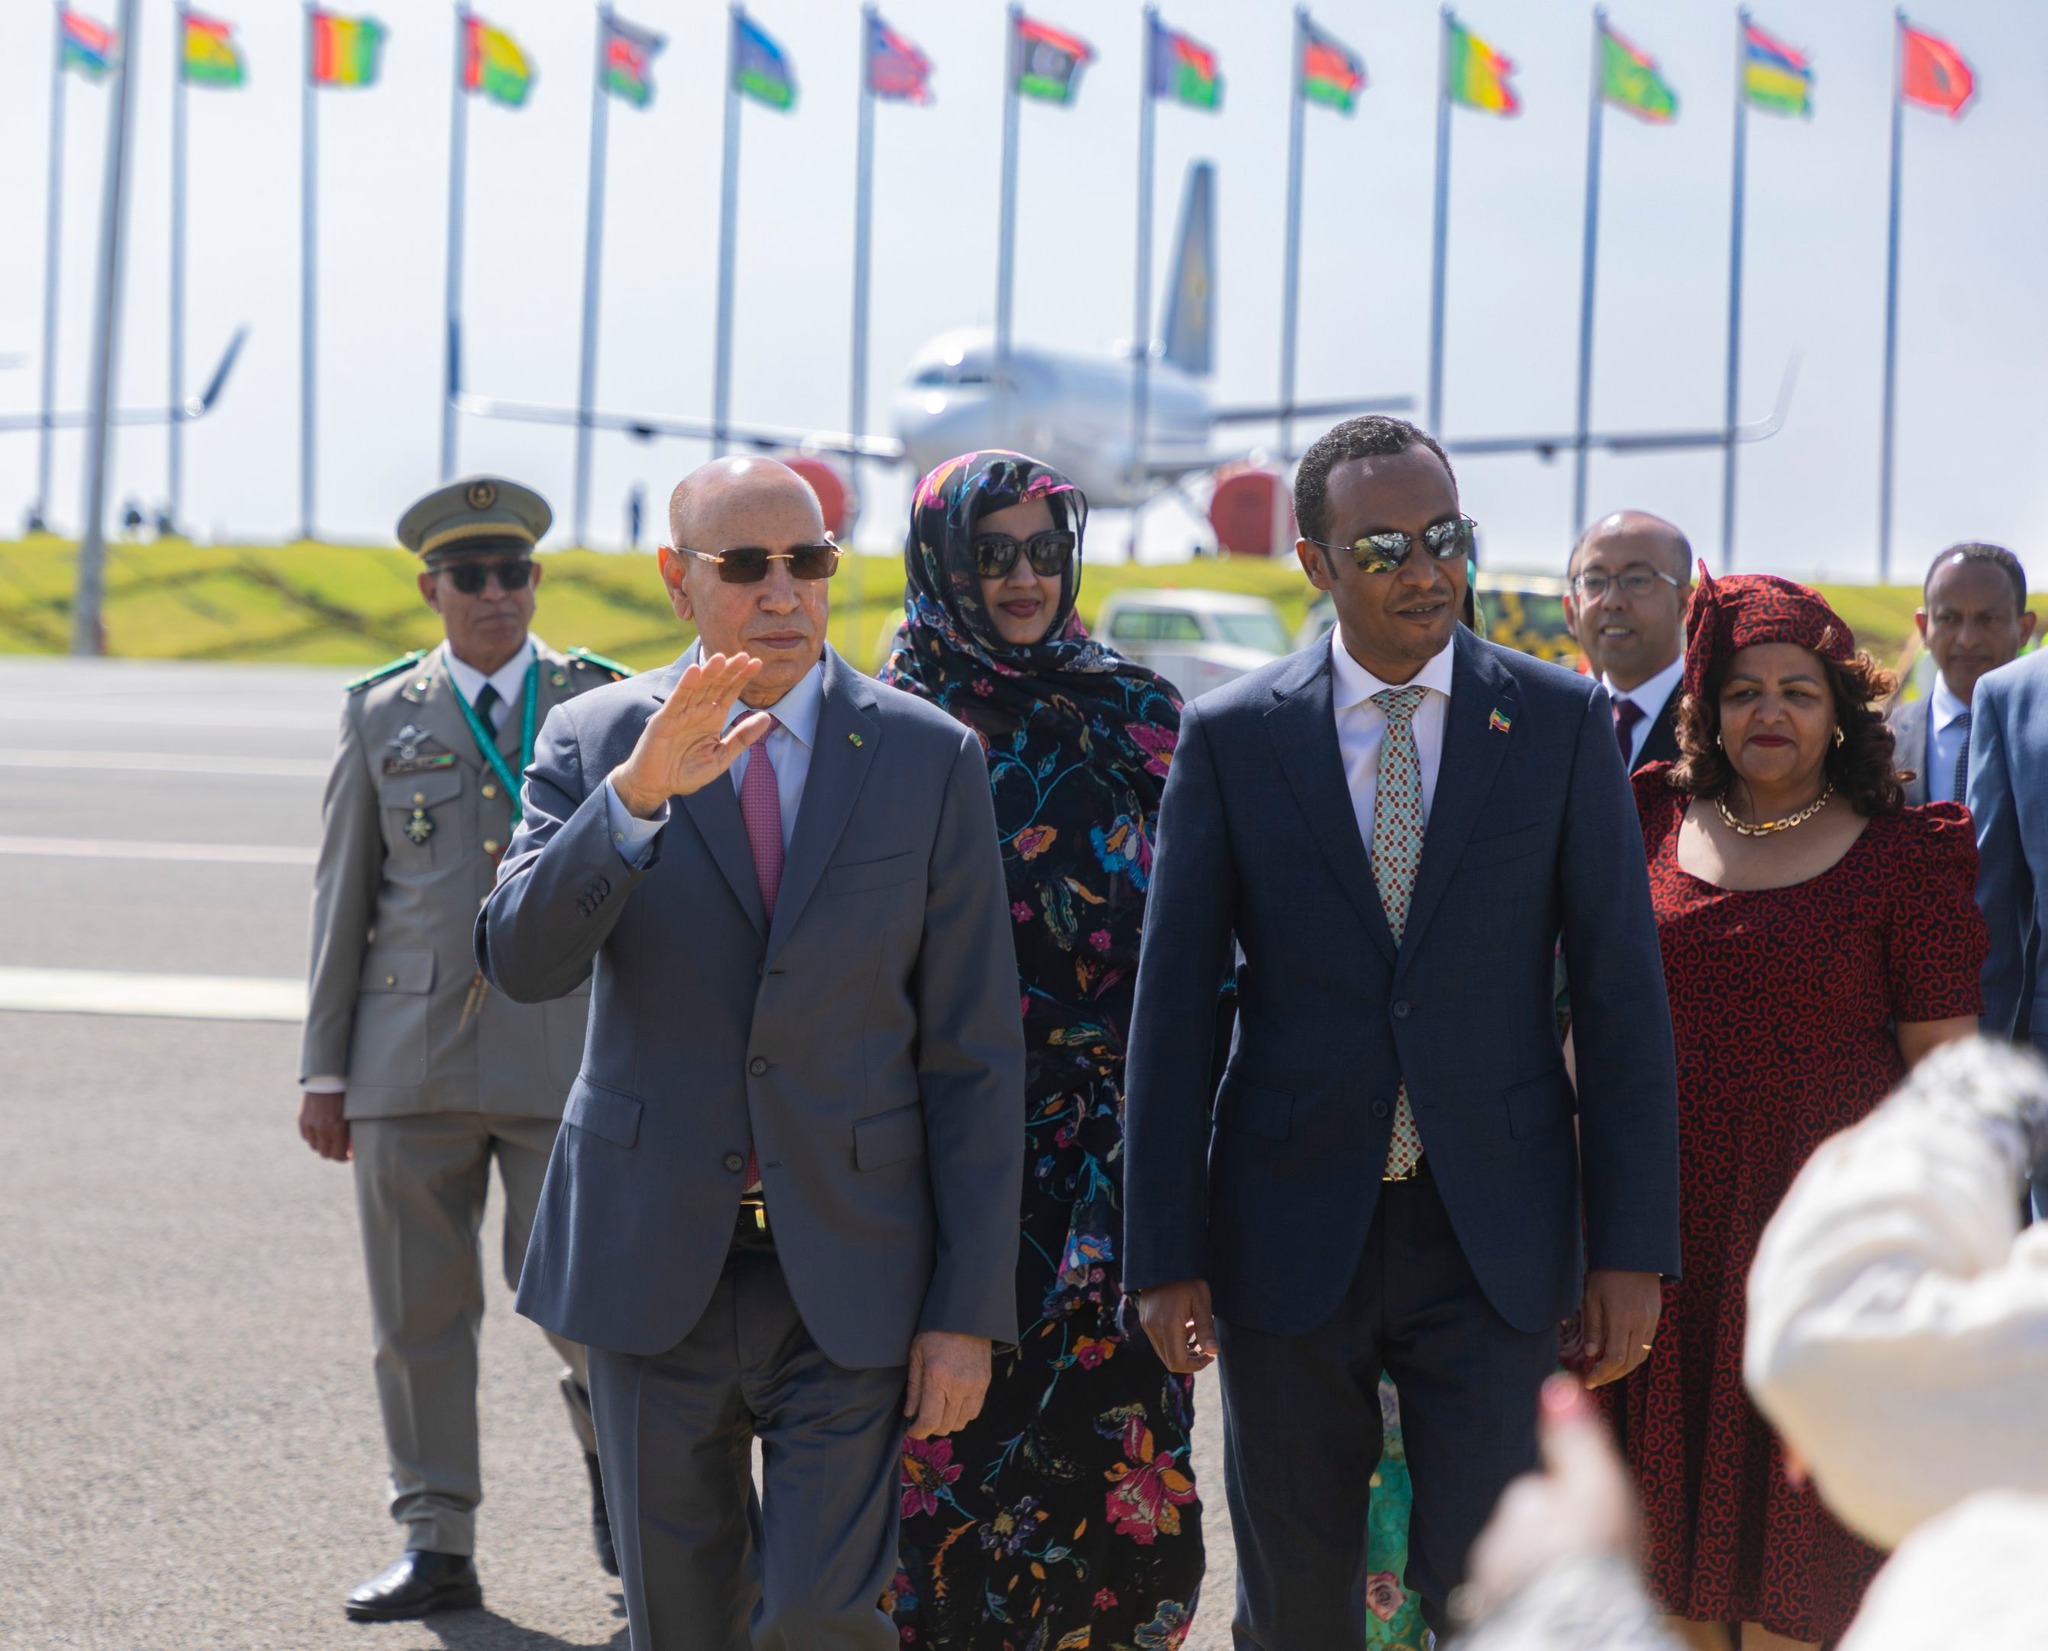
[1615,767,1985,1644]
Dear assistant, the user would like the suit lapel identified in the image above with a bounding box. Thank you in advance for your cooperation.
[655,659,770,938]
[767,649,879,959]
[1399,628,1520,968]
[1266,645,1398,965]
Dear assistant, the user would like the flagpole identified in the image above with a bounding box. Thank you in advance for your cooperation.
[34,0,69,533]
[712,3,742,458]
[1877,8,1906,585]
[441,2,470,482]
[1130,8,1157,490]
[850,6,877,525]
[1721,9,1750,569]
[299,0,318,539]
[1426,7,1452,436]
[1279,6,1307,459]
[169,4,189,534]
[1571,6,1607,536]
[574,4,611,545]
[994,2,1021,441]
[72,0,140,656]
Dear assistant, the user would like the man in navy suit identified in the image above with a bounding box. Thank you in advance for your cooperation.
[1123,417,1680,1644]
[1970,644,2048,1062]
[1891,543,2035,806]
[1563,510,1692,774]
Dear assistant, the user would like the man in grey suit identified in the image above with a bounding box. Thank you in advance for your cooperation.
[479,456,1024,1651]
[1890,542,2034,806]
[1970,645,2048,1058]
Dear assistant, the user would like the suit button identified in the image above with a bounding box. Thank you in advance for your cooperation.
[723,1152,745,1174]
[1372,1101,1391,1119]
[484,839,500,855]
[482,783,498,799]
[384,974,396,987]
[749,1057,768,1076]
[1392,1000,1412,1019]
[412,792,426,805]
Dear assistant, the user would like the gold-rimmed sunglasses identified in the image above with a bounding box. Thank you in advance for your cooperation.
[677,538,841,584]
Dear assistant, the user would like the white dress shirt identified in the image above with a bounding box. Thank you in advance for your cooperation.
[603,646,826,866]
[443,635,540,731]
[1328,631,1457,852]
[1601,654,1684,770]
[1926,671,1972,804]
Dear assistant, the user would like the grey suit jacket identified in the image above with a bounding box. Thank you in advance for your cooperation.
[478,646,1026,1367]
[1969,651,2048,1053]
[1888,696,1932,808]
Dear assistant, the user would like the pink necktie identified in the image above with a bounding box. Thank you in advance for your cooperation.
[737,725,782,1193]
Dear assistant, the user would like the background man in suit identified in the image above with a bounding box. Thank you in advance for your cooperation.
[1969,644,2048,1064]
[299,476,632,1621]
[1891,542,2035,806]
[478,456,1024,1651]
[1563,510,1693,773]
[1123,417,1680,1646]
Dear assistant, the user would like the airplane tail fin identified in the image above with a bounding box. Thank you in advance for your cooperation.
[1160,161,1214,377]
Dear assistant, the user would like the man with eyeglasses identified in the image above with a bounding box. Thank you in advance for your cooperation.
[478,455,1024,1650]
[299,475,633,1620]
[1124,416,1679,1646]
[1563,511,1694,775]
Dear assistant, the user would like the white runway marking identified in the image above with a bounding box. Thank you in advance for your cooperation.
[0,836,317,865]
[0,749,329,778]
[0,966,307,1022]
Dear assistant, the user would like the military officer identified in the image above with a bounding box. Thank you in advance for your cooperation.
[297,476,632,1622]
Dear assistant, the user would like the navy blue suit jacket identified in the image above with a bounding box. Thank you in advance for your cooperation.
[1969,649,2048,1055]
[1123,626,1681,1337]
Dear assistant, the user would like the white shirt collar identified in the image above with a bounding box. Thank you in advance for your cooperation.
[684,640,827,750]
[443,636,537,710]
[1603,654,1684,718]
[1329,630,1456,711]
[1931,670,1972,730]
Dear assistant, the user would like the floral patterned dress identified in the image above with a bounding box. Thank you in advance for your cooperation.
[879,451,1203,1651]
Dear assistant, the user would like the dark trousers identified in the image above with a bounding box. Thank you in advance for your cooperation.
[586,1214,908,1651]
[1216,1165,1557,1648]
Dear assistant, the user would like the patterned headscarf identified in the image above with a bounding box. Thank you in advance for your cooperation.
[1682,562,1856,700]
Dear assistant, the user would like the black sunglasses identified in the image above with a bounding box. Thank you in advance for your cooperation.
[973,530,1076,580]
[1305,515,1476,577]
[681,541,841,584]
[443,558,533,594]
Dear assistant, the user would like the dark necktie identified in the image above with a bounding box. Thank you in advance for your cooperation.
[1952,709,1972,804]
[472,682,501,734]
[1613,697,1646,764]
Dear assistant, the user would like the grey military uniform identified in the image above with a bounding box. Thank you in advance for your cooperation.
[303,635,630,1556]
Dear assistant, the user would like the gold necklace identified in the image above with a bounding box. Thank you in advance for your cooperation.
[1715,784,1835,837]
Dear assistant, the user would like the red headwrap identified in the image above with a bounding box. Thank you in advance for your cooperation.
[1682,562,1856,702]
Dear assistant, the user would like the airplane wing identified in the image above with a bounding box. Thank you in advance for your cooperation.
[0,328,248,433]
[1209,393,1415,427]
[1445,354,1799,460]
[451,391,906,462]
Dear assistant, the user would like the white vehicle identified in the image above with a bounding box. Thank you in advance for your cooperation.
[1097,589,1294,700]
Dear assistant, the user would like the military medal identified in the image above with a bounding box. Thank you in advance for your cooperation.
[404,807,435,845]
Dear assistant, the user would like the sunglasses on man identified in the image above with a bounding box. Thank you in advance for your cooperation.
[680,539,842,584]
[1304,514,1477,578]
[972,530,1077,581]
[440,557,534,594]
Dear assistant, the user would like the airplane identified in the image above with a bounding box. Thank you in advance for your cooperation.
[0,327,249,434]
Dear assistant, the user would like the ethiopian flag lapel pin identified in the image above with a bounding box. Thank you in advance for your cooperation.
[1488,708,1513,734]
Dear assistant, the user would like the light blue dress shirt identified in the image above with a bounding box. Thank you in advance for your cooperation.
[1927,671,1972,804]
[602,646,825,867]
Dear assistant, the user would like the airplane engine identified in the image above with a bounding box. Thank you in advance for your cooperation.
[1208,465,1295,558]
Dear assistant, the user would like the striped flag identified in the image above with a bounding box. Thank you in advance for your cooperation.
[1014,15,1093,105]
[867,13,931,103]
[311,11,385,88]
[1300,19,1365,114]
[1743,20,1812,117]
[1150,20,1220,110]
[603,14,664,108]
[180,9,246,87]
[60,8,116,80]
[1445,16,1517,115]
[733,11,796,110]
[464,16,534,108]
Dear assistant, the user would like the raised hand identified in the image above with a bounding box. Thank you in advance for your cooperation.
[611,652,771,817]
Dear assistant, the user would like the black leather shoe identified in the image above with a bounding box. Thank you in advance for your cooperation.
[343,1550,483,1622]
[586,1452,619,1577]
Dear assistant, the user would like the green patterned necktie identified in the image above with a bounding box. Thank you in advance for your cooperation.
[1371,686,1430,1180]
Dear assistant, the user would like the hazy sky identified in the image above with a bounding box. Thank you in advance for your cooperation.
[1,0,2042,584]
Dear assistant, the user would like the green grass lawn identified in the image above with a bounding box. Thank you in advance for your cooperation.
[0,535,2013,676]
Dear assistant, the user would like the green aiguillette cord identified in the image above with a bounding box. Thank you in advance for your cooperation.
[452,655,538,826]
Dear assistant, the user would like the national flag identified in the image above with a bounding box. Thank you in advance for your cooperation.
[464,16,533,108]
[1900,22,1973,117]
[603,14,663,108]
[1300,19,1365,114]
[867,13,931,104]
[733,11,795,110]
[1601,22,1676,123]
[1150,20,1220,111]
[311,11,386,88]
[1445,15,1517,115]
[180,9,245,87]
[1014,15,1092,105]
[59,8,115,80]
[1743,19,1811,117]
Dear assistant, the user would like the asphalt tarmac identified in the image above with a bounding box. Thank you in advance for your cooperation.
[0,657,1233,1651]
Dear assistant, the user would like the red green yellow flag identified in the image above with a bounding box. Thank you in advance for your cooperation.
[464,16,533,108]
[1445,16,1517,114]
[180,9,245,86]
[1300,20,1365,114]
[311,10,386,88]
[1601,22,1676,123]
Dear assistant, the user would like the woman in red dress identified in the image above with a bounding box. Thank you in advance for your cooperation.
[1617,570,1984,1651]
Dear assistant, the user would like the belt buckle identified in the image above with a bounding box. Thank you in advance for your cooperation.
[739,1194,768,1231]
[1382,1157,1424,1184]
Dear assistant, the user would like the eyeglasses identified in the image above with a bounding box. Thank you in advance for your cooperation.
[680,540,841,584]
[1568,568,1682,601]
[1305,515,1476,577]
[973,529,1077,581]
[443,558,533,594]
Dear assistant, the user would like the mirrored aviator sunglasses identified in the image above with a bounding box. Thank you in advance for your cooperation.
[445,557,534,594]
[1311,514,1476,577]
[683,541,842,584]
[972,530,1077,580]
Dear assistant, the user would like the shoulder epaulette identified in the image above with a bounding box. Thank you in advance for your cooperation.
[344,649,427,694]
[567,645,634,681]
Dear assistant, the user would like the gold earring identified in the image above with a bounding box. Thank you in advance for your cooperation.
[1833,726,1846,747]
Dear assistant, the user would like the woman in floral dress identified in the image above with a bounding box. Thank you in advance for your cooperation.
[879,450,1203,1651]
